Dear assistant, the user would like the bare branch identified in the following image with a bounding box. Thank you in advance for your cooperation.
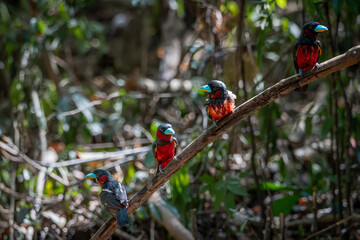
[90,45,360,239]
[304,215,352,240]
[44,146,150,168]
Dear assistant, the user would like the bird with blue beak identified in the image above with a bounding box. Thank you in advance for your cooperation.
[293,21,328,90]
[85,169,128,227]
[152,123,178,173]
[200,80,236,124]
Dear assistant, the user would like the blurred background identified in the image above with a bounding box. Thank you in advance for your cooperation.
[0,0,359,239]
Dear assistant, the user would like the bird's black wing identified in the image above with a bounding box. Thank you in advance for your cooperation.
[173,137,179,155]
[100,182,129,227]
[152,141,157,158]
[315,40,322,63]
[293,40,300,73]
[115,182,128,205]
[100,190,121,215]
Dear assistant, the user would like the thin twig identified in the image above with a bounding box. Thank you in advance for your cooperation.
[46,91,121,121]
[43,146,150,168]
[46,91,182,122]
[103,154,145,171]
[9,168,16,240]
[31,89,48,213]
[0,183,26,199]
[304,216,352,240]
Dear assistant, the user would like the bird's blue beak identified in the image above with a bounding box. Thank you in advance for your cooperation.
[314,25,328,33]
[200,84,211,93]
[85,173,97,179]
[164,127,175,135]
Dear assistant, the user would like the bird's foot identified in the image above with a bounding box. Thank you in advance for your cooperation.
[158,166,164,174]
[213,121,218,127]
[315,62,319,68]
[299,69,303,76]
[172,156,178,162]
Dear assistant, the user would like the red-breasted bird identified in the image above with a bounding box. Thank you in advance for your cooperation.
[85,169,128,227]
[152,123,178,173]
[293,21,328,77]
[200,80,236,123]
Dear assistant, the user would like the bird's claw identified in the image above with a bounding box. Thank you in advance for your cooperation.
[315,62,319,68]
[172,156,178,162]
[158,167,164,174]
[299,69,303,76]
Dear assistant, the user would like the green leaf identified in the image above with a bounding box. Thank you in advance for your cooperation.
[54,182,65,195]
[260,182,295,192]
[199,174,216,185]
[37,19,47,35]
[199,184,209,193]
[321,117,333,139]
[226,176,240,185]
[225,193,235,215]
[176,0,185,18]
[227,184,249,197]
[213,187,226,212]
[275,0,287,9]
[73,26,85,39]
[128,165,136,180]
[227,1,239,16]
[44,180,54,196]
[213,181,226,211]
[272,194,299,216]
[281,18,289,32]
[0,3,10,22]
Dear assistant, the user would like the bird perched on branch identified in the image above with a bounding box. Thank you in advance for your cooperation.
[153,123,178,173]
[85,169,128,227]
[293,21,328,90]
[200,80,236,123]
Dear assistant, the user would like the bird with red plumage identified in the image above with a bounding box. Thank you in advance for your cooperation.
[293,21,328,90]
[152,123,178,173]
[200,80,236,123]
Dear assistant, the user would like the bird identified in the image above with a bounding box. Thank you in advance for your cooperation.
[152,123,178,173]
[200,80,236,123]
[85,169,129,227]
[293,21,328,90]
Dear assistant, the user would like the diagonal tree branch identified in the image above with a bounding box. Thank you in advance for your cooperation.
[91,45,360,240]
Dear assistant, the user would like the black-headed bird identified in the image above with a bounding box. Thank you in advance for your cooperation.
[85,169,128,227]
[293,21,328,77]
[152,123,178,173]
[200,80,236,123]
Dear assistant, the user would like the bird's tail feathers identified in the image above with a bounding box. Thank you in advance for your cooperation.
[116,207,129,227]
